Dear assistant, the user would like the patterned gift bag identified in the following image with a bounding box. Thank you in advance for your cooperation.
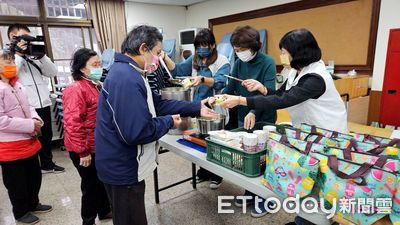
[323,145,400,225]
[352,133,399,146]
[337,138,400,160]
[285,126,340,147]
[392,176,400,225]
[300,123,353,140]
[314,153,398,225]
[262,133,320,199]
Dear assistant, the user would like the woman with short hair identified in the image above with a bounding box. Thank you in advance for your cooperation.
[217,25,278,218]
[220,28,347,222]
[63,48,112,225]
[222,25,277,130]
[221,28,347,133]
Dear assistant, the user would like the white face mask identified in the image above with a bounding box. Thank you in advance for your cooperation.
[236,49,256,62]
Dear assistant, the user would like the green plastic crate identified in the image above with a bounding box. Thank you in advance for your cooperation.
[205,123,287,177]
[205,137,267,177]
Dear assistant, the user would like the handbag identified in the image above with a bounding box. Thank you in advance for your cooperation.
[341,138,400,159]
[323,144,400,225]
[285,126,340,147]
[300,123,353,140]
[262,133,320,198]
[352,133,400,146]
[315,153,398,225]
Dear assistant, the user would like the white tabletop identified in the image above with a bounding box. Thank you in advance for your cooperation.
[159,134,332,225]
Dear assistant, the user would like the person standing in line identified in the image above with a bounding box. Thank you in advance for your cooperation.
[95,25,217,225]
[0,49,53,225]
[7,24,65,173]
[63,48,112,225]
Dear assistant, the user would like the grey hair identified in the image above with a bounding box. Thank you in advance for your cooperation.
[121,25,163,56]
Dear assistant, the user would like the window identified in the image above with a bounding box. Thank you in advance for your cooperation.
[0,0,40,16]
[0,0,95,89]
[49,27,98,85]
[84,28,99,53]
[45,0,87,19]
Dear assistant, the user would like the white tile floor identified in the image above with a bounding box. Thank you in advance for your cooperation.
[0,148,295,225]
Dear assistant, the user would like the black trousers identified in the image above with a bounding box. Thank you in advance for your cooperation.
[36,106,54,169]
[196,168,222,181]
[104,181,147,225]
[0,154,42,219]
[69,152,111,225]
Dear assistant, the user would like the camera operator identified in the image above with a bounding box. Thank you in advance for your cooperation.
[8,24,65,174]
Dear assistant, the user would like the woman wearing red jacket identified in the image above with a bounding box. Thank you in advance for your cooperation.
[63,48,111,225]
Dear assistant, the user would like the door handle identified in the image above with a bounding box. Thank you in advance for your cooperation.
[388,90,397,94]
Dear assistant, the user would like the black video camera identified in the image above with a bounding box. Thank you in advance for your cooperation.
[9,35,46,59]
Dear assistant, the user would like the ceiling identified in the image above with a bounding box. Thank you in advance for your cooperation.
[124,0,208,6]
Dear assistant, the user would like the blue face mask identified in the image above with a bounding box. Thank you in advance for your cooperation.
[197,47,211,58]
[89,68,103,81]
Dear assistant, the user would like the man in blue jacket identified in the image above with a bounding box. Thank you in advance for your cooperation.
[95,25,216,225]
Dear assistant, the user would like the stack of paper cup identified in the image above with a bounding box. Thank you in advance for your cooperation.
[253,130,269,150]
[263,125,277,140]
[263,125,277,132]
[235,131,248,144]
[242,133,258,152]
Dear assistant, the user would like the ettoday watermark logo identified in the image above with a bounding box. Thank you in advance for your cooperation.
[218,195,337,219]
[218,195,393,219]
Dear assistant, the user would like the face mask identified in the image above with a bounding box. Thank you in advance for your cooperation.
[280,54,291,68]
[89,68,103,81]
[236,49,255,62]
[197,48,211,58]
[144,51,159,74]
[0,65,17,79]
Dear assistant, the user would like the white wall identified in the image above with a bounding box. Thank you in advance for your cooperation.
[371,0,400,91]
[186,0,299,28]
[124,2,186,60]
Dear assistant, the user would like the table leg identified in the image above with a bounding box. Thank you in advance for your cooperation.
[192,163,196,189]
[154,167,160,204]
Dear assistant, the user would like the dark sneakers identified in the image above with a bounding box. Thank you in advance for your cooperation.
[17,213,39,224]
[41,164,65,174]
[53,164,65,173]
[99,211,113,220]
[209,178,223,189]
[190,176,207,184]
[32,203,53,213]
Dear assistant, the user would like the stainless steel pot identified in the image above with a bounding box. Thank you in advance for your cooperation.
[196,115,226,135]
[161,87,191,135]
[161,87,191,101]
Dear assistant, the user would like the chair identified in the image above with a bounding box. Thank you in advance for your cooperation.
[217,32,235,72]
[162,39,176,61]
[217,43,235,70]
[220,32,232,43]
[101,48,115,71]
[258,29,267,53]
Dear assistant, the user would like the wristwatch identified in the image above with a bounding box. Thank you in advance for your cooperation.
[201,77,205,83]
